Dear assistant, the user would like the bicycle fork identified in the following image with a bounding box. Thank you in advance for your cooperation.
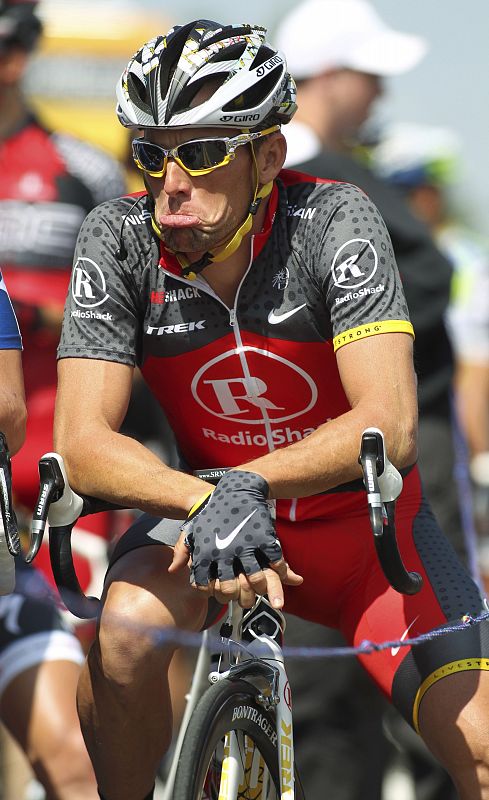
[222,632,296,800]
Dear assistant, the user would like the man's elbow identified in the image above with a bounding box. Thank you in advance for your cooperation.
[396,412,418,469]
[1,397,27,456]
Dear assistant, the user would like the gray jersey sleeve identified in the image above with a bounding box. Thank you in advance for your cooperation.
[57,200,145,366]
[291,182,413,351]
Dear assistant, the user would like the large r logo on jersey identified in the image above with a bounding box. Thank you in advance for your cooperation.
[331,239,378,289]
[191,347,317,424]
[71,257,109,308]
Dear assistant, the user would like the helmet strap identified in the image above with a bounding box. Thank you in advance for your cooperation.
[151,141,272,280]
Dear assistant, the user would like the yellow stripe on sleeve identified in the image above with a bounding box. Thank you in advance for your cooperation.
[333,320,414,352]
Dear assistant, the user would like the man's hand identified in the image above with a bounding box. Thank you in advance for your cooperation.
[169,470,302,608]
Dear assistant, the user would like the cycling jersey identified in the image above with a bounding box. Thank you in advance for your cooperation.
[58,169,412,523]
[0,114,125,278]
[0,270,21,350]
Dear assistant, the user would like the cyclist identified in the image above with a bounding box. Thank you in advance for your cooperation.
[54,19,489,800]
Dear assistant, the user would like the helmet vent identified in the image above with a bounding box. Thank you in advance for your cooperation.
[200,24,253,49]
[250,46,276,69]
[208,41,247,63]
[170,74,228,116]
[222,66,282,113]
[126,73,152,116]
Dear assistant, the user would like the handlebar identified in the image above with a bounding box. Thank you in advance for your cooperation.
[358,428,422,595]
[30,429,422,618]
[27,453,125,618]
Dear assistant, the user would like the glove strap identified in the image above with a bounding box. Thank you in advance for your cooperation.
[187,490,213,519]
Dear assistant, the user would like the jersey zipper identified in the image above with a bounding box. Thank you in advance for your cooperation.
[158,240,277,455]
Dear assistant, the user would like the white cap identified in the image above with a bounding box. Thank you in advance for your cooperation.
[274,0,428,80]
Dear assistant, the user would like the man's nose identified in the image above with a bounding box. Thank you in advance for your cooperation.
[163,158,193,195]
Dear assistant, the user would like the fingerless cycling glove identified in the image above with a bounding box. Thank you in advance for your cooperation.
[182,470,282,585]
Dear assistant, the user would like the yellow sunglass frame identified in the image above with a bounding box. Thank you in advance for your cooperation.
[132,125,280,178]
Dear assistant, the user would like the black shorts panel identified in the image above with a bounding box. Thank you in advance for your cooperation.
[106,513,222,629]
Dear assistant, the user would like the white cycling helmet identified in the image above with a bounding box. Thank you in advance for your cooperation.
[116,19,297,131]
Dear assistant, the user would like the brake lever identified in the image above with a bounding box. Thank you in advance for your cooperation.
[359,427,403,529]
[359,428,422,595]
[25,455,66,563]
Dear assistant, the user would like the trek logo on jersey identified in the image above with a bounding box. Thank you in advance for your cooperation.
[71,257,109,308]
[331,239,378,289]
[146,320,206,335]
[191,347,318,424]
[150,287,201,304]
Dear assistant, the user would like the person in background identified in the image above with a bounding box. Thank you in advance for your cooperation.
[0,1,123,796]
[0,267,98,800]
[0,0,127,608]
[274,2,465,798]
[373,121,489,552]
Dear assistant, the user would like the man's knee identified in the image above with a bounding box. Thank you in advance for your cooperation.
[419,670,489,794]
[94,550,207,686]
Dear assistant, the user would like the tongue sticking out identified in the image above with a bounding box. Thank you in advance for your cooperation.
[158,214,200,227]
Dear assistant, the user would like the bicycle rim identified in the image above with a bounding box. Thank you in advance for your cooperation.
[173,678,300,799]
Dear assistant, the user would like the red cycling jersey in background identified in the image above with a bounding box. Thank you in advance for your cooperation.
[0,112,126,605]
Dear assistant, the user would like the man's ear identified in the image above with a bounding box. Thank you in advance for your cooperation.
[0,46,29,85]
[256,131,287,183]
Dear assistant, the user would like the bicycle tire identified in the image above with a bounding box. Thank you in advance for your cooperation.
[172,678,305,799]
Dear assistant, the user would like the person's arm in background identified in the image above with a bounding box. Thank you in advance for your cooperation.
[0,272,26,454]
[446,248,489,496]
[0,350,26,455]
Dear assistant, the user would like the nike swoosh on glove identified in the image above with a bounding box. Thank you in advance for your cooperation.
[182,470,282,585]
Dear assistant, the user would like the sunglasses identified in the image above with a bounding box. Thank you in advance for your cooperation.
[131,125,279,178]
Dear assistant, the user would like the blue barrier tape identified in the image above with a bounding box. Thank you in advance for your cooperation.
[148,608,489,659]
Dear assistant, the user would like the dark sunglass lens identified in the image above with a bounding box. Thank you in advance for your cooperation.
[133,141,165,172]
[178,139,228,170]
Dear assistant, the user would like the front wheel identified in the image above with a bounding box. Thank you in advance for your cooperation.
[172,678,304,799]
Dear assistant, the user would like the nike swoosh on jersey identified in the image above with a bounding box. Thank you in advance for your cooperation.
[215,508,258,550]
[268,303,307,324]
[391,615,420,656]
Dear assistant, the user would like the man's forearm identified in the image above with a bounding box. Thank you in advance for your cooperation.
[54,425,212,519]
[240,404,417,500]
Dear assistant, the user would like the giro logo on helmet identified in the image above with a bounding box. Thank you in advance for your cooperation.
[256,54,283,77]
[220,114,261,123]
